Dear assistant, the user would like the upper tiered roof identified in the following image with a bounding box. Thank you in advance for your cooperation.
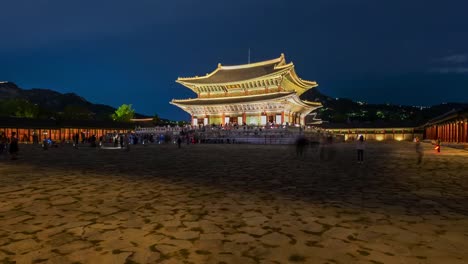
[176,54,317,89]
[177,55,288,84]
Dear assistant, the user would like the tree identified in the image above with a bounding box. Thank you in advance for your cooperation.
[111,104,135,122]
[0,99,39,118]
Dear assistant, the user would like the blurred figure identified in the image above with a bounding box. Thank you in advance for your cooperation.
[119,134,124,148]
[319,135,336,161]
[73,133,79,149]
[42,138,49,150]
[9,132,19,160]
[356,135,365,164]
[435,138,441,153]
[124,133,130,152]
[177,137,182,148]
[0,132,7,156]
[414,136,423,164]
[90,135,97,148]
[296,135,308,157]
[32,132,39,144]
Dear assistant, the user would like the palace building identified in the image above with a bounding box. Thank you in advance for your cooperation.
[171,54,321,126]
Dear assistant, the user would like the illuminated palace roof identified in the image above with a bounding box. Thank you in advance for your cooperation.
[178,55,291,84]
[175,53,318,97]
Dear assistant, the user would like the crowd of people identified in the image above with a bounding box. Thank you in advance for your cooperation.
[0,128,446,163]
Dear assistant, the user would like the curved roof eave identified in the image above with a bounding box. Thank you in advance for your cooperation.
[177,54,285,82]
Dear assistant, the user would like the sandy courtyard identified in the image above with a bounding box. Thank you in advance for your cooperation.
[0,142,467,263]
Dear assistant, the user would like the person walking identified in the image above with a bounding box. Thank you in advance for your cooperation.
[9,132,19,160]
[356,135,365,164]
[414,137,423,164]
[296,135,308,157]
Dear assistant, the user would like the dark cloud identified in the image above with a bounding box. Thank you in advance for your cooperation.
[430,67,468,74]
[439,54,468,64]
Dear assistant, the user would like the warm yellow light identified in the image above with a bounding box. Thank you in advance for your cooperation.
[375,135,384,141]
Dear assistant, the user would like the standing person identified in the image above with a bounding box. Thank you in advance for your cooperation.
[119,134,124,148]
[124,133,130,152]
[32,132,39,144]
[356,135,365,164]
[0,132,6,155]
[9,132,19,160]
[414,137,423,164]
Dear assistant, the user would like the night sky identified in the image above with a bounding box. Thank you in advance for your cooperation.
[1,0,468,120]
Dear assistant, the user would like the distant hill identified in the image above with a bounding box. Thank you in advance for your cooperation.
[0,82,148,120]
[2,81,466,124]
[301,88,468,125]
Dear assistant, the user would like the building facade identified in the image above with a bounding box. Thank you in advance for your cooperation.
[424,108,468,143]
[316,125,423,142]
[171,54,321,126]
[0,117,133,143]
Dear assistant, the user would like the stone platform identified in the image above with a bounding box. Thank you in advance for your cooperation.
[0,142,467,263]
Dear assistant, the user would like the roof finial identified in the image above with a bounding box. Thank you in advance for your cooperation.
[248,48,251,64]
[217,63,222,68]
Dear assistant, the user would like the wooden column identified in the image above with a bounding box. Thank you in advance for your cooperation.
[281,112,285,125]
[451,123,454,142]
[452,122,455,142]
[441,124,444,141]
[447,123,450,142]
[455,122,457,142]
[439,125,442,140]
[465,120,468,142]
[444,124,447,141]
[242,113,246,124]
[460,121,464,143]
